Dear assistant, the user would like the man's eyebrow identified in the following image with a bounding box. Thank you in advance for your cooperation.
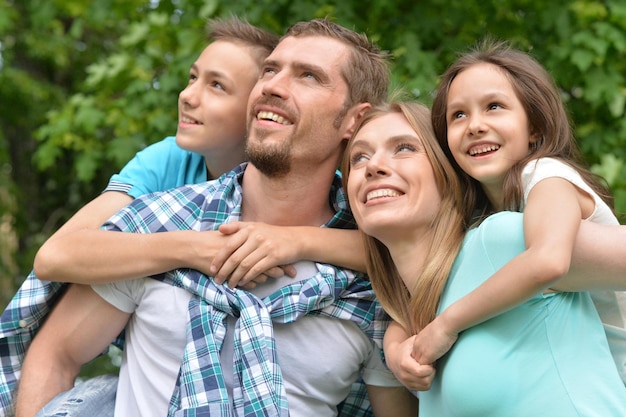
[261,59,331,83]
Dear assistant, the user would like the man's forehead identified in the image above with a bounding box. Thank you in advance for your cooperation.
[269,35,349,65]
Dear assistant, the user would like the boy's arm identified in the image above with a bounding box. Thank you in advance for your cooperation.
[34,191,231,284]
[15,284,130,417]
[211,223,365,287]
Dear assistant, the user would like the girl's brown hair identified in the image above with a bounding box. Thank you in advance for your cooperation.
[431,39,613,219]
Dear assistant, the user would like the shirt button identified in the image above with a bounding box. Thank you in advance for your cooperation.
[18,320,28,328]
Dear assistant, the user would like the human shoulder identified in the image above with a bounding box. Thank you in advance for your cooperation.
[106,136,207,199]
[521,158,586,202]
[466,211,525,260]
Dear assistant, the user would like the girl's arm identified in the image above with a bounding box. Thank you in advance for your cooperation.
[383,321,436,391]
[412,177,584,365]
[210,223,366,287]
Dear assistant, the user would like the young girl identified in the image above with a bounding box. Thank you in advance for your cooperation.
[409,39,626,381]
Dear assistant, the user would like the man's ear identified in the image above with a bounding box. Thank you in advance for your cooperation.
[342,102,371,140]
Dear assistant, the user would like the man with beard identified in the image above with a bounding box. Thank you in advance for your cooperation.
[15,18,417,417]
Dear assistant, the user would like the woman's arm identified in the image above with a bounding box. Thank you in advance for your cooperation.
[367,385,418,417]
[383,321,436,391]
[555,220,626,291]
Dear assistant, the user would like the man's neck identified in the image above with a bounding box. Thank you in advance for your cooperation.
[240,164,337,227]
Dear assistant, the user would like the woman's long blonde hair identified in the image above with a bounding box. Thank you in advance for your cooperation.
[342,101,470,333]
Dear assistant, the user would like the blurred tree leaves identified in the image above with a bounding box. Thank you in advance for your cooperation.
[1,0,626,306]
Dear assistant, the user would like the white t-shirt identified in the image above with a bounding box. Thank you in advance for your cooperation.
[522,157,626,382]
[92,261,400,417]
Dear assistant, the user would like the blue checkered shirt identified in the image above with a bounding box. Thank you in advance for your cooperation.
[0,164,387,417]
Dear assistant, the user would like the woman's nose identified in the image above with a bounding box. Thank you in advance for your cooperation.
[365,153,389,177]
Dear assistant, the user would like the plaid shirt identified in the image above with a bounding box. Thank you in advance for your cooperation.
[0,164,387,417]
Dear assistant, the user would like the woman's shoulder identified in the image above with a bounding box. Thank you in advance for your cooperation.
[465,212,526,262]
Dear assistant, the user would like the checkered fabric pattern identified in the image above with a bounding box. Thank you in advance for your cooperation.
[0,164,386,416]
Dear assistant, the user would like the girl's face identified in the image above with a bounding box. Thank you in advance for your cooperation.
[445,62,537,205]
[347,112,441,245]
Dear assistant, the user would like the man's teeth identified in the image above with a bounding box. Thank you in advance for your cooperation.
[257,111,292,125]
[469,144,500,156]
[366,189,402,202]
[182,116,201,125]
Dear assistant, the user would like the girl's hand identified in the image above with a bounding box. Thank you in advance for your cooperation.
[385,332,436,391]
[411,317,458,366]
[210,222,298,288]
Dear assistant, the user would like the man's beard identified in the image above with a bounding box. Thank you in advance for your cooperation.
[245,136,292,178]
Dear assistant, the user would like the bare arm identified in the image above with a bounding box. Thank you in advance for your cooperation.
[15,284,130,417]
[210,222,366,287]
[554,220,626,291]
[34,191,231,284]
[367,385,418,417]
[413,178,581,365]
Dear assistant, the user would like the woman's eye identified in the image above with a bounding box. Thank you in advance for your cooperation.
[212,81,224,91]
[397,143,417,153]
[350,152,368,165]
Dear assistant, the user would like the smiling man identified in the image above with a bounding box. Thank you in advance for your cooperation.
[15,18,417,417]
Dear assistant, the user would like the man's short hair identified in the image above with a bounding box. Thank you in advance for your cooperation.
[284,18,390,107]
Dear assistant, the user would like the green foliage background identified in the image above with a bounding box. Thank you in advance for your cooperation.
[1,0,625,308]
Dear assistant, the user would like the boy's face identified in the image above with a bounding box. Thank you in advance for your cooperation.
[176,40,260,165]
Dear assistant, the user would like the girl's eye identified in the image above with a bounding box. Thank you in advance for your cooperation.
[212,81,225,91]
[452,111,466,119]
[488,103,502,110]
[188,73,197,83]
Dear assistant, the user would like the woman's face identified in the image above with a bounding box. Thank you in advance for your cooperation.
[347,112,442,244]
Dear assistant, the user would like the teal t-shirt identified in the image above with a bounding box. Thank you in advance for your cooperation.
[105,136,208,198]
[420,211,626,417]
